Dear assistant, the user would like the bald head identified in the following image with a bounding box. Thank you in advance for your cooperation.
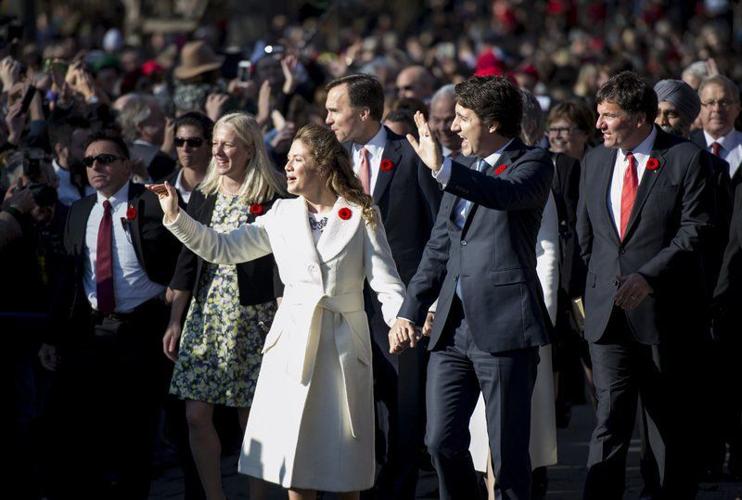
[396,65,434,101]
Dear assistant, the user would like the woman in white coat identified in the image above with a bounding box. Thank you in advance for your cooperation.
[148,124,406,500]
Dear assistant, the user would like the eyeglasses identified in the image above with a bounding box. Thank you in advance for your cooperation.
[175,137,206,148]
[83,154,123,167]
[547,126,576,135]
[701,99,737,109]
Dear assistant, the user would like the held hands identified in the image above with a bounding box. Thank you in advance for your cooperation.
[146,181,180,222]
[614,273,653,310]
[422,311,435,337]
[388,318,422,354]
[406,111,442,172]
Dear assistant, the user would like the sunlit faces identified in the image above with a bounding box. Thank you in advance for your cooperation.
[655,101,687,137]
[325,84,366,144]
[547,118,589,159]
[284,139,323,196]
[595,101,646,150]
[211,124,250,181]
[451,103,495,157]
[176,124,211,171]
[85,140,131,197]
[429,95,461,152]
[699,83,741,138]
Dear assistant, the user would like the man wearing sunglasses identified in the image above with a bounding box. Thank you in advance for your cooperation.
[41,131,181,498]
[163,112,214,206]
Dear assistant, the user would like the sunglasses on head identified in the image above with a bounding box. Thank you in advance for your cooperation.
[83,154,123,167]
[175,137,206,148]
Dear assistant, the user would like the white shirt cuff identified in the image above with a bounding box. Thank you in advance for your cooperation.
[432,157,453,187]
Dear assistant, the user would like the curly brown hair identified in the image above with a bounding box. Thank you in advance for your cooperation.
[294,124,377,226]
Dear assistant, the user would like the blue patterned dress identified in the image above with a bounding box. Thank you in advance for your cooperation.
[170,193,277,407]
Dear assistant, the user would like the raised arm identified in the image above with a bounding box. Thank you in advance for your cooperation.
[149,182,274,265]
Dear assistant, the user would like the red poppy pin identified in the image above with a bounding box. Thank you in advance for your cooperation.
[338,207,352,220]
[126,205,137,221]
[380,159,394,172]
[249,203,265,215]
[493,164,507,176]
[646,157,660,171]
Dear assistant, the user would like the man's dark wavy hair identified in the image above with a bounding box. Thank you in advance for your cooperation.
[596,71,658,123]
[454,76,522,138]
[326,74,385,122]
[84,131,130,159]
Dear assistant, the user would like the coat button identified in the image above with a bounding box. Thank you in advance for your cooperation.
[461,240,467,246]
[618,247,625,255]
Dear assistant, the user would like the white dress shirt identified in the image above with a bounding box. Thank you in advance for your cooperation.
[352,126,387,194]
[703,129,742,178]
[84,183,165,312]
[608,127,657,230]
[173,168,193,204]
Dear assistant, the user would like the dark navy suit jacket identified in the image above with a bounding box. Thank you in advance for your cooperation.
[399,138,554,353]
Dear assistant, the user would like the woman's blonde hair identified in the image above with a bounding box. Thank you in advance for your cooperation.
[199,112,287,202]
[294,124,377,226]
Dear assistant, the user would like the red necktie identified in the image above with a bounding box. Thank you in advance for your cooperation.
[711,142,721,157]
[619,152,638,240]
[96,200,115,313]
[359,147,371,195]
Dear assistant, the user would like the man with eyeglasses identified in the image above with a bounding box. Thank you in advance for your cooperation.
[691,75,742,188]
[40,131,181,498]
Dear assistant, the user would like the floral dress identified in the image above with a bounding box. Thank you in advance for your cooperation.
[170,193,277,407]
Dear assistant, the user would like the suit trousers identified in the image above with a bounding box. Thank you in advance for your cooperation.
[364,286,428,499]
[584,309,698,500]
[52,299,169,499]
[426,296,538,500]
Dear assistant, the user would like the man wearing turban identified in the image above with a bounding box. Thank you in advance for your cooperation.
[654,79,701,138]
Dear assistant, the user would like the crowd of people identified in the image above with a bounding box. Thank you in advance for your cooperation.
[2,1,741,500]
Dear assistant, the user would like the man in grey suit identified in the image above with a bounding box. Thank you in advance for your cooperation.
[391,76,553,500]
[578,71,711,499]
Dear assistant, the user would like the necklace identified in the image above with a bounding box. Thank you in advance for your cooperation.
[309,215,328,232]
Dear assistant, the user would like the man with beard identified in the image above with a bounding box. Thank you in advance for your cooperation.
[49,117,93,206]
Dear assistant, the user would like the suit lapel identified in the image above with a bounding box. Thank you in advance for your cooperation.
[622,138,667,242]
[127,182,147,268]
[289,197,322,267]
[316,197,362,262]
[75,195,97,253]
[373,129,402,203]
[460,140,525,236]
[599,148,621,244]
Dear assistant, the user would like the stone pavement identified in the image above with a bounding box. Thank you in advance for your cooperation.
[149,403,742,499]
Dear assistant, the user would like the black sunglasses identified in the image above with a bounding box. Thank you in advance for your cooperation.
[83,154,123,167]
[175,137,206,148]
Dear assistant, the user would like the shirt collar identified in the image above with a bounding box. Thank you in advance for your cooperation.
[704,128,740,151]
[619,126,656,161]
[353,125,387,156]
[133,139,154,147]
[97,182,130,207]
[481,138,514,166]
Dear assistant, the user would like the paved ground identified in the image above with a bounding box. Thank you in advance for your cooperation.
[150,403,742,499]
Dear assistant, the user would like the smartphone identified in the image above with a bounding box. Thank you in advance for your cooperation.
[19,85,36,114]
[238,60,252,81]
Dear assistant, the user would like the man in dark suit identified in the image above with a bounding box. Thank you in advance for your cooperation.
[392,76,553,500]
[690,75,742,189]
[714,180,742,339]
[325,73,442,498]
[578,72,710,500]
[40,131,181,498]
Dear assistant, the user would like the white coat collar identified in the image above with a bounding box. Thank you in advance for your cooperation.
[315,196,362,263]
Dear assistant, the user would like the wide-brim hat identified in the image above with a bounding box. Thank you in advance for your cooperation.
[174,40,224,80]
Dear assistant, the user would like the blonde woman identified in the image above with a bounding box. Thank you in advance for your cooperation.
[163,113,286,500]
[149,124,405,500]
